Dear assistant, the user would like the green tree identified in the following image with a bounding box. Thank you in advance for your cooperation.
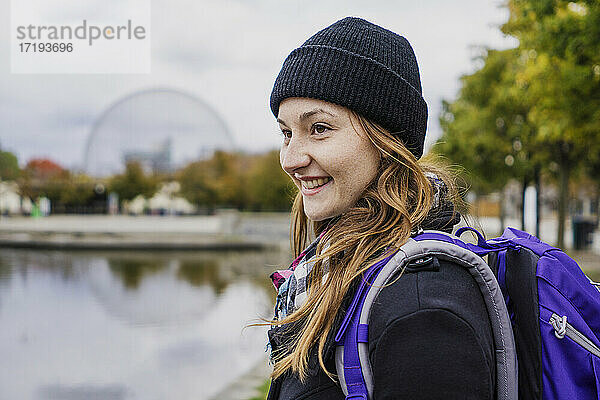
[108,161,160,202]
[177,159,218,209]
[210,151,248,208]
[177,150,294,211]
[247,150,295,211]
[436,50,515,194]
[439,1,600,246]
[436,48,538,230]
[502,0,600,246]
[177,151,247,209]
[0,151,19,181]
[59,174,97,210]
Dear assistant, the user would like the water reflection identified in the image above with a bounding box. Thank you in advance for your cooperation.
[36,383,129,400]
[177,260,227,294]
[108,257,166,290]
[0,248,289,400]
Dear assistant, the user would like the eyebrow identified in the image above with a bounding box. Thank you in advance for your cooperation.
[277,108,336,126]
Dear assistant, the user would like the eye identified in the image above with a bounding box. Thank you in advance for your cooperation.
[280,129,292,143]
[312,124,330,135]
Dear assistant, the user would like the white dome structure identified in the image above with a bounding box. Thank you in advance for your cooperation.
[83,88,234,177]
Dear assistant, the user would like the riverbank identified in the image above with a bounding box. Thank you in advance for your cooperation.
[0,213,290,251]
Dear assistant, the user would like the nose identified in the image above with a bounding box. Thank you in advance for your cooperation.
[280,136,311,174]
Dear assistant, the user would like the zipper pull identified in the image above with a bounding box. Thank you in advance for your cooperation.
[550,314,568,339]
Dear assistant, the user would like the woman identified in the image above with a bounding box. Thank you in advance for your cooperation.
[266,17,495,399]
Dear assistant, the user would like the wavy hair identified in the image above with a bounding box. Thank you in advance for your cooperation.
[270,111,461,381]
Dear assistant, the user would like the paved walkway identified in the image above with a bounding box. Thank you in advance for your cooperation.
[0,213,290,251]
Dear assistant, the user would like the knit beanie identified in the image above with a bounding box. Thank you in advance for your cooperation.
[270,17,428,159]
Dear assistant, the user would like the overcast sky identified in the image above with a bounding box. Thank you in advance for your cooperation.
[1,0,517,171]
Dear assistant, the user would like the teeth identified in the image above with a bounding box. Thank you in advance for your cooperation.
[303,177,330,189]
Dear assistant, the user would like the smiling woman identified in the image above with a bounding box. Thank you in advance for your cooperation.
[264,17,497,400]
[277,98,380,222]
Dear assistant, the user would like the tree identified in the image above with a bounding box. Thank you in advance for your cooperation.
[177,151,245,209]
[209,151,248,208]
[58,174,97,211]
[177,159,219,209]
[108,161,160,203]
[439,1,600,246]
[0,151,19,181]
[17,158,105,213]
[502,0,600,247]
[436,48,538,231]
[18,158,70,205]
[246,150,295,211]
[177,150,294,211]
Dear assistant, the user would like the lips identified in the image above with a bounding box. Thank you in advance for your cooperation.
[301,177,332,189]
[300,178,332,195]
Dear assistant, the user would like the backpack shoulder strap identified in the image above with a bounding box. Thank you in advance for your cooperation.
[334,232,518,400]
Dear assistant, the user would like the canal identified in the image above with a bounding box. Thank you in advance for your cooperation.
[0,248,289,400]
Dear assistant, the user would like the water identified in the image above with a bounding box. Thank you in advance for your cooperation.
[0,248,288,400]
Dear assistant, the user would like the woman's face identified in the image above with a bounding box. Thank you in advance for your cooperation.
[278,97,380,221]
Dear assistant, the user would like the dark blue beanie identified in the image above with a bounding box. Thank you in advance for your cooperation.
[270,17,428,159]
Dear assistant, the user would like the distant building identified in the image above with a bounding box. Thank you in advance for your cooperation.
[123,138,172,174]
[122,181,196,215]
[0,181,23,214]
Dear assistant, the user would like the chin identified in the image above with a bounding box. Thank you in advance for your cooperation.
[305,212,326,222]
[303,208,325,222]
[304,208,342,222]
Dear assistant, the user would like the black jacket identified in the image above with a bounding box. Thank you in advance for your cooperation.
[267,186,495,399]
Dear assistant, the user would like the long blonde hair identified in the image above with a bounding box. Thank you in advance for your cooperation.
[271,111,460,381]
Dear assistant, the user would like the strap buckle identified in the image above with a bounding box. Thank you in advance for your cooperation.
[346,394,367,400]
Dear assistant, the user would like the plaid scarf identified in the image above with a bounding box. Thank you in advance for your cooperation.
[270,227,332,321]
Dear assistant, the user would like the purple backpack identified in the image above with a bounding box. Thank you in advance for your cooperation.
[335,227,600,400]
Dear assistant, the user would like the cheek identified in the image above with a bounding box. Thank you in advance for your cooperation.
[330,142,379,185]
[322,142,358,172]
[358,142,380,179]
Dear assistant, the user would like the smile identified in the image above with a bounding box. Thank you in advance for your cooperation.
[301,177,332,195]
[302,177,331,189]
